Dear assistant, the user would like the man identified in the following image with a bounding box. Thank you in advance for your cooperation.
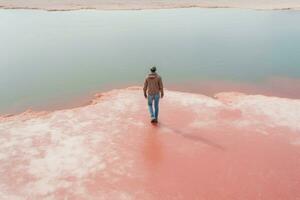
[143,66,164,123]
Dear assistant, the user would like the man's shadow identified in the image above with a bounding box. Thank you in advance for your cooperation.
[153,122,225,151]
[142,122,225,171]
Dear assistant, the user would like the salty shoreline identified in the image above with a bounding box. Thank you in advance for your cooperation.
[1,86,300,122]
[2,76,300,117]
[0,0,300,11]
[1,87,300,199]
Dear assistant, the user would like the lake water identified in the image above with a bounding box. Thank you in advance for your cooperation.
[1,8,300,114]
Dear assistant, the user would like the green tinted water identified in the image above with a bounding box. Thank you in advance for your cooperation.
[0,8,300,114]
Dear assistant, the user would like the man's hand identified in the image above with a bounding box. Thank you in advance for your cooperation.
[144,93,148,99]
[161,92,164,98]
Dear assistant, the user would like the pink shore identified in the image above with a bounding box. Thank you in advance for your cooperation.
[0,87,300,199]
[0,0,300,11]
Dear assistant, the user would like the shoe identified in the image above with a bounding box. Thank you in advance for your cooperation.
[153,119,158,123]
[151,118,156,123]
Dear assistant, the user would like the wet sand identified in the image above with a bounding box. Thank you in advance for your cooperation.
[1,87,300,199]
[0,0,300,11]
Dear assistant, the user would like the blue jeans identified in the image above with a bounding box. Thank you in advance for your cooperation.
[148,94,160,119]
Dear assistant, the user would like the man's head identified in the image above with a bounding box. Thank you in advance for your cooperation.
[150,66,157,73]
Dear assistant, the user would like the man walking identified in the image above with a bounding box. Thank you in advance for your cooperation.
[143,66,164,123]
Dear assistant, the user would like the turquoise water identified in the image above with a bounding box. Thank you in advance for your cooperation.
[1,8,300,114]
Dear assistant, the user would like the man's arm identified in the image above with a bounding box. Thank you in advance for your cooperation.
[159,76,164,98]
[143,78,148,98]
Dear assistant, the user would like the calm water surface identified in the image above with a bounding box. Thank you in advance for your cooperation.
[0,8,300,114]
